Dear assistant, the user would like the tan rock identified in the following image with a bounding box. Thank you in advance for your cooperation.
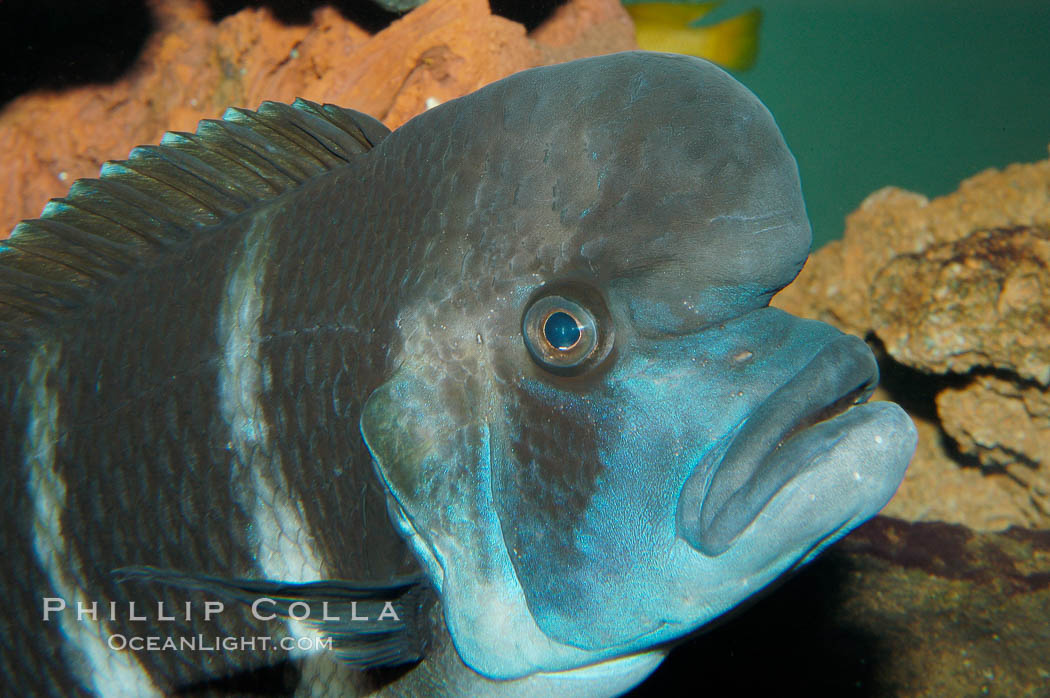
[936,376,1050,514]
[871,226,1050,385]
[775,152,1050,335]
[1,0,635,236]
[880,413,1045,530]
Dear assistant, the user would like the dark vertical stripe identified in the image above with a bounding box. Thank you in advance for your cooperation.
[254,169,418,586]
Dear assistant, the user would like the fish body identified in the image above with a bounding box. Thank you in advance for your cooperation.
[0,52,916,696]
[370,0,427,12]
[625,2,762,70]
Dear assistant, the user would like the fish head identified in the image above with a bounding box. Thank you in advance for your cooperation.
[361,52,917,680]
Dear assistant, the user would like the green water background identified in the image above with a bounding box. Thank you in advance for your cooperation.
[712,0,1050,249]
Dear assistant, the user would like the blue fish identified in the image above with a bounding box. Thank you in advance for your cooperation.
[0,51,916,696]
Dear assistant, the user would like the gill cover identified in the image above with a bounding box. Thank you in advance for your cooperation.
[362,363,620,678]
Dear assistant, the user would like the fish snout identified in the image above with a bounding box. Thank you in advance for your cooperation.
[676,333,884,556]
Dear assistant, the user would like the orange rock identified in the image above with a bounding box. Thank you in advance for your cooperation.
[1,0,635,236]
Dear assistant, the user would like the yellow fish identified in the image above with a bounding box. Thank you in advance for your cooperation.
[625,2,761,71]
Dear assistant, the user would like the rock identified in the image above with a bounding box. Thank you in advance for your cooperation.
[880,414,1042,531]
[0,0,635,236]
[937,376,1050,520]
[631,516,1050,697]
[871,226,1050,386]
[774,154,1050,334]
[938,375,1050,468]
[774,152,1050,530]
[827,518,1050,696]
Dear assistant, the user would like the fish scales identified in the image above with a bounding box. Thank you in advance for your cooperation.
[0,52,916,696]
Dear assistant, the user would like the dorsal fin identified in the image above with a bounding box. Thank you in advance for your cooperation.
[0,99,391,360]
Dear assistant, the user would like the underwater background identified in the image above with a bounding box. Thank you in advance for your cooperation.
[1,1,1048,696]
[724,0,1050,249]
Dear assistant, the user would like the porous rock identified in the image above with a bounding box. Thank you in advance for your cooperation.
[937,376,1050,516]
[871,225,1050,386]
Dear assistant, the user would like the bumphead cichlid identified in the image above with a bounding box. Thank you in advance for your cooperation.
[0,51,917,696]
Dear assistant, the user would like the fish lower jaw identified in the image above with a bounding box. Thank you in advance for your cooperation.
[682,399,915,561]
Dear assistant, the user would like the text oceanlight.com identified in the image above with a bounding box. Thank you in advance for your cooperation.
[107,634,334,653]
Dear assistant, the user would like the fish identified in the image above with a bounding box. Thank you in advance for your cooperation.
[0,51,917,696]
[624,2,762,71]
[369,0,427,12]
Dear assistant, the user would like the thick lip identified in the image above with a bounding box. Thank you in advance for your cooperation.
[677,334,879,556]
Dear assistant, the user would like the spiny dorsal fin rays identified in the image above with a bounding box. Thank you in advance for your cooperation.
[0,99,392,360]
[158,130,288,199]
[189,119,310,191]
[292,98,393,151]
[4,219,132,282]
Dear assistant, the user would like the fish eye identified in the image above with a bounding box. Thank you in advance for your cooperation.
[522,291,613,375]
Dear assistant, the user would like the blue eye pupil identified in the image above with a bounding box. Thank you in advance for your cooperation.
[544,311,581,350]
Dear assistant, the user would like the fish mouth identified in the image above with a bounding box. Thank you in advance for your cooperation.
[677,334,880,556]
